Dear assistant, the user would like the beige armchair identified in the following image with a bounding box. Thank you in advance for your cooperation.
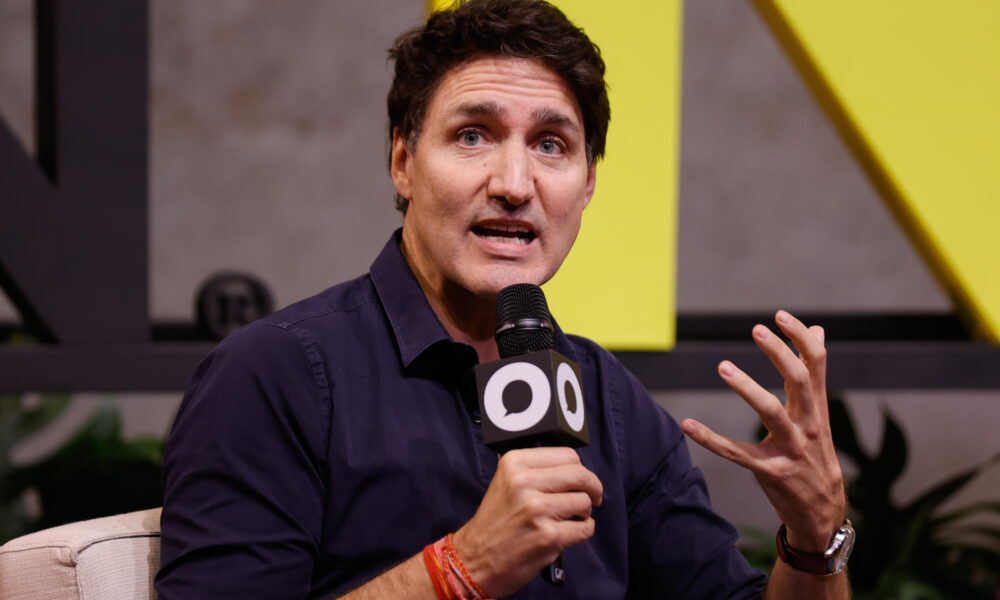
[0,508,161,600]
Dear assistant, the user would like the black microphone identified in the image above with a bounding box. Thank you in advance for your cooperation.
[474,283,589,586]
[475,283,589,452]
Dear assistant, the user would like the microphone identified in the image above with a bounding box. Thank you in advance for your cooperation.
[474,283,589,585]
[475,283,589,452]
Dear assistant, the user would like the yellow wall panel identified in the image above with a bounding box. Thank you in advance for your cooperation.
[428,0,682,350]
[754,0,1000,342]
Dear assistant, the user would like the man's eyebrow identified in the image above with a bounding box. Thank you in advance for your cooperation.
[454,101,505,118]
[532,107,578,131]
[451,103,578,132]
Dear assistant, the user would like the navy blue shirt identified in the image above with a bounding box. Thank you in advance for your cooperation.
[157,231,766,599]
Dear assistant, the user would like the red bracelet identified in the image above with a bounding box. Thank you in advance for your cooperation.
[442,533,488,599]
[424,534,490,600]
[423,542,455,600]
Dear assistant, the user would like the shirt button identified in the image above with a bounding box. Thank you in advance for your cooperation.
[471,410,481,425]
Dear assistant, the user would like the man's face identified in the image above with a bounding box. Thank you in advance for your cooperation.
[392,56,596,302]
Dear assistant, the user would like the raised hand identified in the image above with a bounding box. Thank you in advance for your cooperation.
[681,310,846,552]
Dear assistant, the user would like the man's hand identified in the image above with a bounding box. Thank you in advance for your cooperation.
[452,447,603,598]
[681,310,846,552]
[339,448,601,599]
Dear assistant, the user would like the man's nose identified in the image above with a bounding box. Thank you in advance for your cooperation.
[488,144,535,207]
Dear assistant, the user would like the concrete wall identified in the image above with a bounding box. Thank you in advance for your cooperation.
[676,1,947,313]
[1,0,996,535]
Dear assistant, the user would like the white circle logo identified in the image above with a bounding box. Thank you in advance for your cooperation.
[483,362,551,432]
[556,362,585,432]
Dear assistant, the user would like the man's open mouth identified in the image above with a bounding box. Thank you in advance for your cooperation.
[472,223,536,245]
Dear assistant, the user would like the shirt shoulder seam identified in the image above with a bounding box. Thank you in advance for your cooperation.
[258,296,378,331]
[250,319,339,475]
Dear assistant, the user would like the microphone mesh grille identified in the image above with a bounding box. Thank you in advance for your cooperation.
[495,283,553,357]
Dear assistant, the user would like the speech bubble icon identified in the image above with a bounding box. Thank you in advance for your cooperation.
[502,379,534,416]
[562,379,577,415]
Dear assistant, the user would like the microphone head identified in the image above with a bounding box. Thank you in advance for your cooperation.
[495,283,554,358]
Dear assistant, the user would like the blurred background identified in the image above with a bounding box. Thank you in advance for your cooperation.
[1,0,997,596]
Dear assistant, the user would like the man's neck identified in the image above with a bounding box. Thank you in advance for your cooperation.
[424,288,500,363]
[399,242,500,363]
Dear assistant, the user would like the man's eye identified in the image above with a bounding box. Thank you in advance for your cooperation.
[459,130,481,145]
[538,139,562,155]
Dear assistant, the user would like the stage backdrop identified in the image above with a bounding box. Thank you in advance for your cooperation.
[753,0,1000,343]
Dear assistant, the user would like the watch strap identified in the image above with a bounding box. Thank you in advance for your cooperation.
[775,521,852,575]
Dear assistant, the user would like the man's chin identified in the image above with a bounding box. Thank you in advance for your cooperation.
[472,270,553,299]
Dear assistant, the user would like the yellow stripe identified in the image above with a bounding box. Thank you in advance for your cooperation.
[754,0,1000,342]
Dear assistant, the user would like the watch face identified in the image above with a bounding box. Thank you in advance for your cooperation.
[825,523,856,574]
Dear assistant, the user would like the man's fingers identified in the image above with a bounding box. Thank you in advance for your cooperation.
[773,310,828,388]
[502,446,581,469]
[774,310,826,362]
[681,418,760,471]
[500,450,603,507]
[751,312,829,419]
[717,360,797,442]
[752,323,812,401]
[560,516,596,547]
[545,491,597,521]
[530,464,604,506]
[540,516,597,554]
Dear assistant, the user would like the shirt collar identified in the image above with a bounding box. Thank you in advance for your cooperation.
[369,228,577,371]
[370,229,476,370]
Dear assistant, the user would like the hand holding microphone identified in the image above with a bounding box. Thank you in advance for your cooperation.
[452,447,601,597]
[453,284,599,595]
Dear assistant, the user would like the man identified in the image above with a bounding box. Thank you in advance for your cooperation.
[157,1,850,598]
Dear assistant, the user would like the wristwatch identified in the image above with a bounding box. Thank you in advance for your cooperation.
[775,520,855,575]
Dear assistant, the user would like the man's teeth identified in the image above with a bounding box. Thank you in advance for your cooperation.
[474,224,534,244]
[494,224,529,233]
[480,233,530,244]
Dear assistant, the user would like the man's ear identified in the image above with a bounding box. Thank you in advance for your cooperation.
[582,163,597,210]
[390,128,413,201]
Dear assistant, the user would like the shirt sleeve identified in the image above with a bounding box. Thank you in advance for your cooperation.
[155,322,332,599]
[611,361,768,599]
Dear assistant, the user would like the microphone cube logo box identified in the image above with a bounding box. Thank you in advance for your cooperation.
[474,349,589,452]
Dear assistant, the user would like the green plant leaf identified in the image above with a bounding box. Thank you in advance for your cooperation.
[736,525,778,575]
[0,463,39,502]
[896,579,945,600]
[1,395,71,457]
[895,451,1000,571]
[912,542,1000,598]
[12,394,73,443]
[833,398,1000,597]
[931,501,1000,529]
[828,395,870,468]
[862,569,944,600]
[736,525,775,548]
[903,451,1000,522]
[937,524,1000,548]
[871,408,908,489]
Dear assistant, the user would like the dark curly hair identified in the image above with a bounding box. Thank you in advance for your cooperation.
[387,0,610,213]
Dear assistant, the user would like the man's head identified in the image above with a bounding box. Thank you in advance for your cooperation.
[387,0,610,214]
[391,55,596,303]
